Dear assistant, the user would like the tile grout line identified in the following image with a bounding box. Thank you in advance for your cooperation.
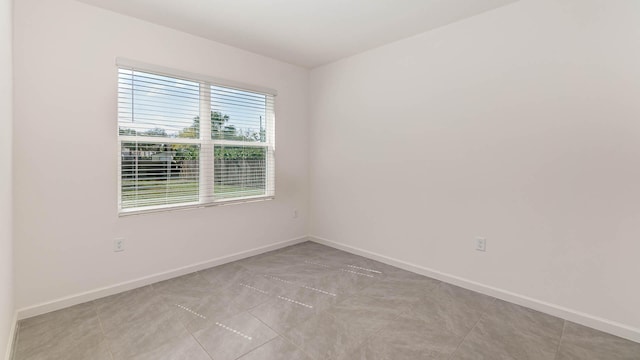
[167,277,216,360]
[446,297,497,360]
[93,301,115,360]
[9,321,20,360]
[249,312,318,360]
[175,304,207,319]
[319,285,410,359]
[277,295,314,309]
[351,307,411,354]
[232,336,280,360]
[260,265,342,298]
[338,268,375,278]
[150,283,214,360]
[345,264,382,274]
[553,320,568,360]
[186,327,216,360]
[214,321,253,340]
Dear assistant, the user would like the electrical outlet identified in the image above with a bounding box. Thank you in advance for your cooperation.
[475,237,487,252]
[293,209,299,219]
[114,238,125,252]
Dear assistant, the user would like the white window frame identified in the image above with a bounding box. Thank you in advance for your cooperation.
[116,58,276,216]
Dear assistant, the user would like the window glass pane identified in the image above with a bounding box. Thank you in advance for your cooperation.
[211,86,267,142]
[121,142,200,209]
[118,69,200,138]
[214,145,267,199]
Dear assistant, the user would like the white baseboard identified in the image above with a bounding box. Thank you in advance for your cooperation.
[310,235,640,344]
[4,312,17,360]
[16,236,309,321]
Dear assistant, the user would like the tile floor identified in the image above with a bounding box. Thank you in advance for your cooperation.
[12,241,640,360]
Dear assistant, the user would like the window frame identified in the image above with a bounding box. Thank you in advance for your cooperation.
[116,58,276,216]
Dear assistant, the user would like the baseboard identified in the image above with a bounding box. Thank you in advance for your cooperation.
[16,236,309,320]
[4,312,17,360]
[310,235,640,343]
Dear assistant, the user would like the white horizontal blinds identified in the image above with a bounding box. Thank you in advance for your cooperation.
[118,68,203,210]
[120,142,200,209]
[211,86,270,141]
[214,145,268,199]
[118,69,201,138]
[117,64,275,213]
[211,86,275,200]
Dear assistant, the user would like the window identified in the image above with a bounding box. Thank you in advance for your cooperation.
[117,60,275,214]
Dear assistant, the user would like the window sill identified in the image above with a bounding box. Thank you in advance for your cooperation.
[118,195,275,217]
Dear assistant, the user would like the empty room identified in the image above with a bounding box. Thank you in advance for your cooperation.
[1,0,639,359]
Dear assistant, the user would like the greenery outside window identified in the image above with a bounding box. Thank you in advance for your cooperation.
[117,60,276,214]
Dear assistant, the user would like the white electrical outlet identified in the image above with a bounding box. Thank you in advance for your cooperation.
[293,209,299,219]
[114,238,125,252]
[475,237,487,252]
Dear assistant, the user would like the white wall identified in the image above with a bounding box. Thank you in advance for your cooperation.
[0,0,13,356]
[13,0,309,310]
[310,0,640,339]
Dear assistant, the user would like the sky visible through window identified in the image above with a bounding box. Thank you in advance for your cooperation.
[118,69,267,140]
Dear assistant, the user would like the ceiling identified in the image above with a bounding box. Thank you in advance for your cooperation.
[77,0,519,68]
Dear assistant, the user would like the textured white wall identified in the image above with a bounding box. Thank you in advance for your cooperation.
[310,0,640,336]
[13,0,309,310]
[0,0,13,356]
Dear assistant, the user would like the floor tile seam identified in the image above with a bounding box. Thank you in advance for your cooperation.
[275,290,339,311]
[113,321,191,360]
[341,290,418,313]
[195,269,224,285]
[239,278,299,308]
[244,296,277,313]
[168,305,214,359]
[186,327,216,360]
[196,263,256,285]
[349,272,390,295]
[198,268,245,287]
[481,304,567,348]
[367,308,412,339]
[18,302,99,332]
[148,282,188,313]
[296,281,340,298]
[261,273,302,288]
[328,295,412,321]
[301,258,338,270]
[183,304,246,333]
[415,278,444,295]
[264,270,346,296]
[552,320,567,360]
[96,297,170,321]
[323,290,370,319]
[97,303,173,333]
[331,306,411,360]
[227,330,284,360]
[232,336,280,360]
[9,322,20,360]
[12,327,74,358]
[446,297,497,360]
[172,269,212,289]
[248,311,318,360]
[93,302,115,360]
[98,301,186,355]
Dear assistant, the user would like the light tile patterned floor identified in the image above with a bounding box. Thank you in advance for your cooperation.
[12,241,640,360]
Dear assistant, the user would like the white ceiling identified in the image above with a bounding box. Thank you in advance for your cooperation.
[77,0,519,68]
